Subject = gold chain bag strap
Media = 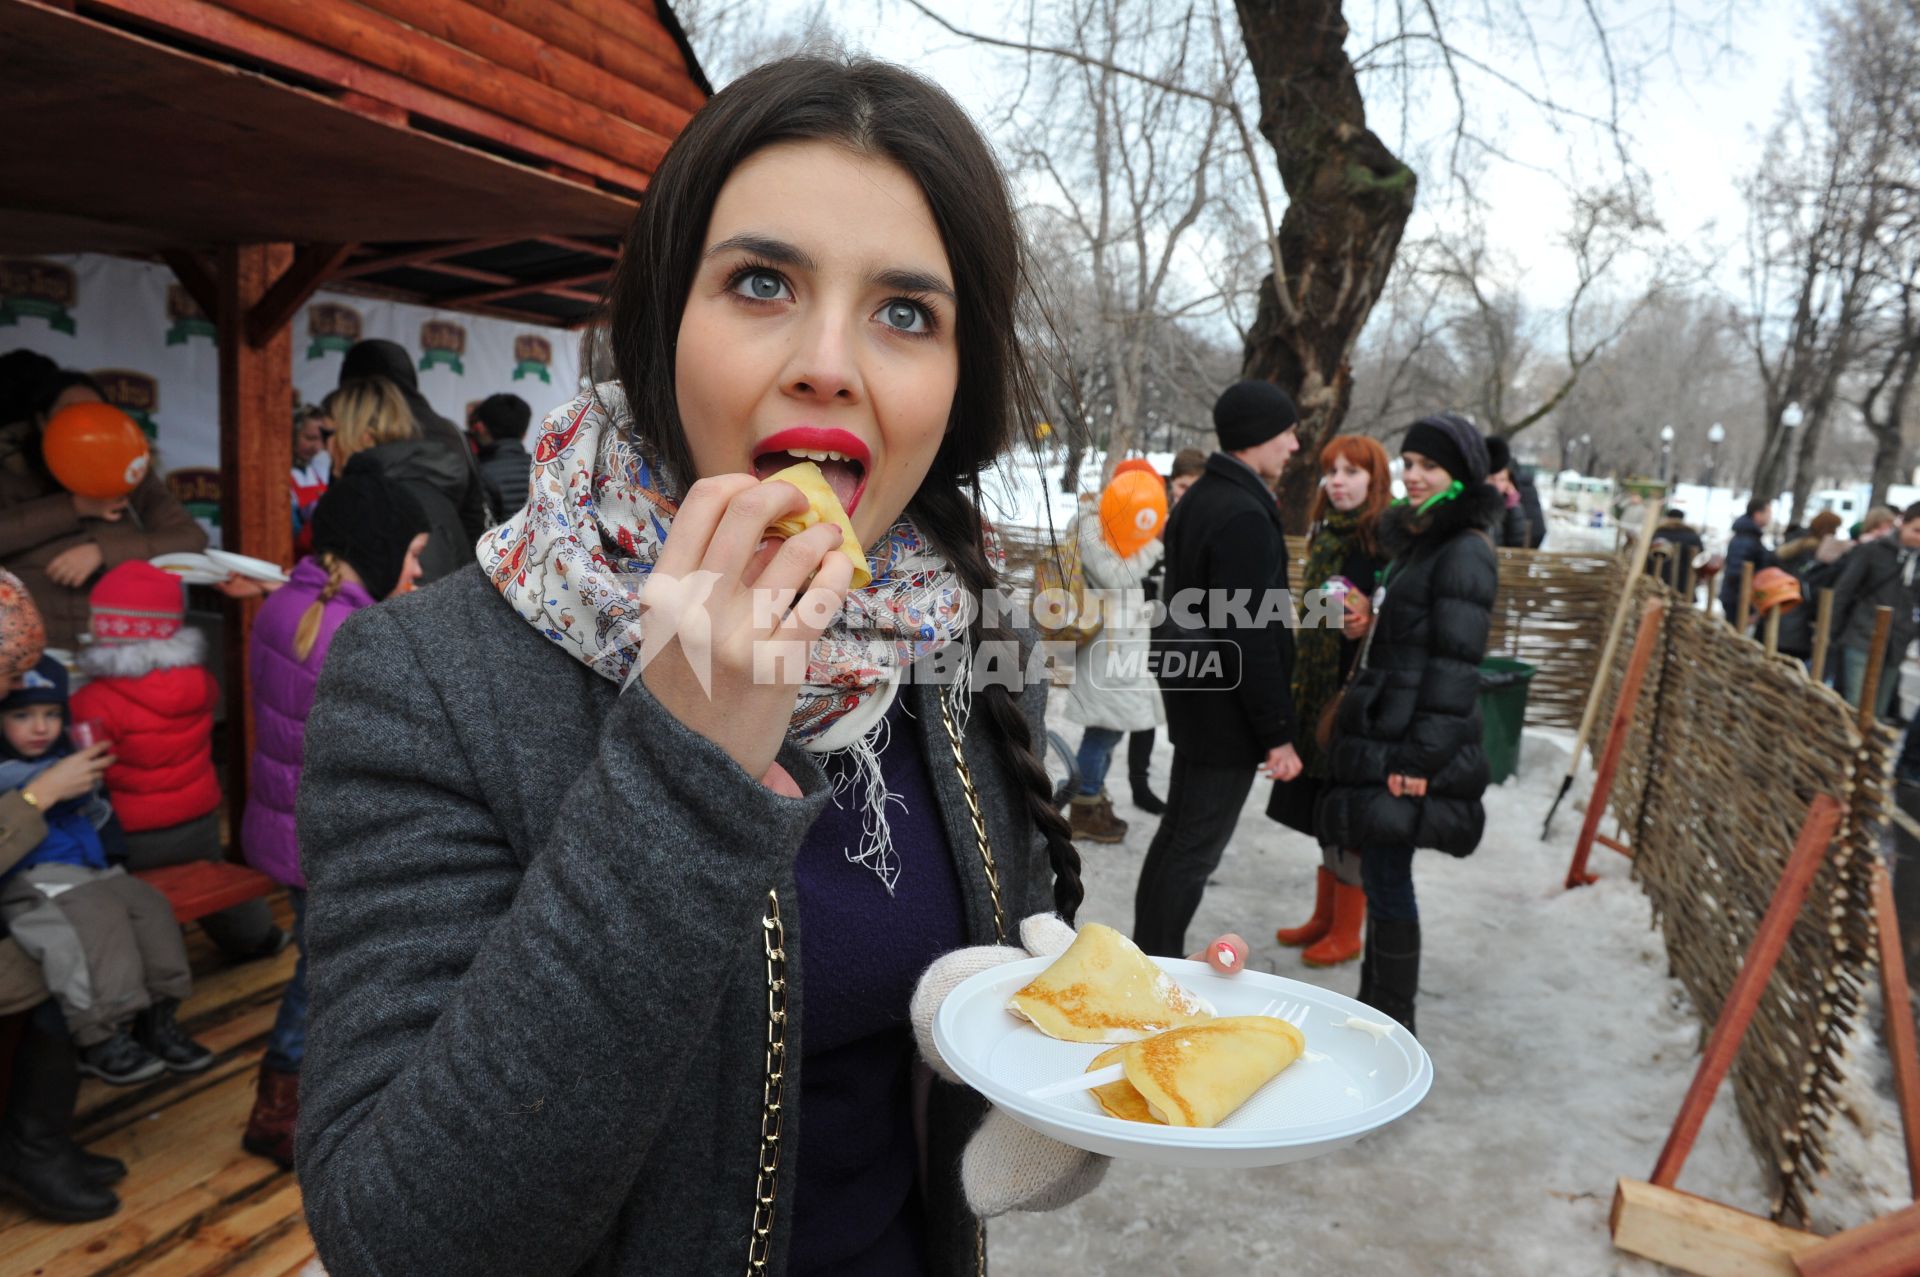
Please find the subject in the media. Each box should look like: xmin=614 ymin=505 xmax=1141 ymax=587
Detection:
xmin=938 ymin=692 xmax=1005 ymax=1275
xmin=745 ymin=890 xmax=788 ymax=1274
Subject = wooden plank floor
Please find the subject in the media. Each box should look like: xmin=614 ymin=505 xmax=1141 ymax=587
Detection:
xmin=0 ymin=894 xmax=321 ymax=1276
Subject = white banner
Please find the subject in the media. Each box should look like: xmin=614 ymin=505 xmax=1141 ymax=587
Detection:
xmin=0 ymin=253 xmax=583 ymax=544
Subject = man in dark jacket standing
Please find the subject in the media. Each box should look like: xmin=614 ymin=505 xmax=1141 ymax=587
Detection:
xmin=1720 ymin=497 xmax=1777 ymax=622
xmin=1831 ymin=502 xmax=1920 ymax=720
xmin=469 ymin=393 xmax=535 ymax=515
xmin=1134 ymin=380 xmax=1301 ymax=957
xmin=1647 ymin=508 xmax=1706 ymax=600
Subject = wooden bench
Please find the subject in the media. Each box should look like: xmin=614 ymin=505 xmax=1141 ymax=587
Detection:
xmin=133 ymin=860 xmax=277 ymax=925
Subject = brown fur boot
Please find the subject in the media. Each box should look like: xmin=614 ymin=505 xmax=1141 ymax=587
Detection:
xmin=1069 ymin=792 xmax=1128 ymax=843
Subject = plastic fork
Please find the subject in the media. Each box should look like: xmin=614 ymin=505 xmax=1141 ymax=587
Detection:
xmin=1025 ymin=1000 xmax=1309 ymax=1101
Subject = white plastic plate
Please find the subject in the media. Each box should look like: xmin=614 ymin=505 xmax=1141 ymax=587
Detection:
xmin=148 ymin=553 xmax=227 ymax=586
xmin=932 ymin=955 xmax=1432 ymax=1168
xmin=205 ymin=549 xmax=290 ymax=583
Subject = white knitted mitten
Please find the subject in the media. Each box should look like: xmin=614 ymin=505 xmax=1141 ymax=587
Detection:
xmin=909 ymin=912 xmax=1109 ymax=1217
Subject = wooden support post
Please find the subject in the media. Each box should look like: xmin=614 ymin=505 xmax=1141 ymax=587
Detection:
xmin=1810 ymin=588 xmax=1835 ymax=684
xmin=1858 ymin=607 xmax=1895 ymax=728
xmin=1872 ymin=858 xmax=1920 ymax=1197
xmin=216 ymin=244 xmax=295 ymax=852
xmin=1737 ymin=560 xmax=1756 ymax=632
xmin=1596 ymin=832 xmax=1634 ymax=857
xmin=1649 ymin=794 xmax=1847 ymax=1187
xmin=1765 ymin=605 xmax=1782 ymax=655
xmin=246 ymin=243 xmax=355 ymax=349
xmin=1566 ymin=597 xmax=1666 ymax=888
xmin=1612 ymin=1179 xmax=1821 ymax=1277
xmin=1792 ymin=1201 xmax=1920 ymax=1277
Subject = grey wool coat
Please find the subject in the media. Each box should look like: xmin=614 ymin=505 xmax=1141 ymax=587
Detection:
xmin=295 ymin=566 xmax=1059 ymax=1277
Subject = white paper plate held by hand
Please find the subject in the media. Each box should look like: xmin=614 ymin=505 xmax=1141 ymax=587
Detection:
xmin=932 ymin=956 xmax=1431 ymax=1168
xmin=206 ymin=549 xmax=290 ymax=584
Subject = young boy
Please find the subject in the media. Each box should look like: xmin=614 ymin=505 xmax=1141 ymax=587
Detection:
xmin=0 ymin=655 xmax=212 ymax=1084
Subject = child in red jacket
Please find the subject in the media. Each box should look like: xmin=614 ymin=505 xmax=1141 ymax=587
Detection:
xmin=70 ymin=562 xmax=284 ymax=960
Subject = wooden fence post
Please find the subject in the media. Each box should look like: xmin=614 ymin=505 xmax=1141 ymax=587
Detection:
xmin=1765 ymin=606 xmax=1782 ymax=655
xmin=1857 ymin=607 xmax=1895 ymax=726
xmin=1872 ymin=857 xmax=1920 ymax=1197
xmin=1649 ymin=794 xmax=1846 ymax=1188
xmin=1737 ymin=560 xmax=1756 ymax=632
xmin=1566 ymin=597 xmax=1667 ymax=888
xmin=1810 ymin=588 xmax=1835 ymax=684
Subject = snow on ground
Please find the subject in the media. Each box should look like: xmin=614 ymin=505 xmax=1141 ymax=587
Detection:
xmin=990 ymin=719 xmax=1909 ymax=1275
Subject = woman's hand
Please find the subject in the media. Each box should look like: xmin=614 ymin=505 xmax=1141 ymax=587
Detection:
xmin=72 ymin=495 xmax=128 ymax=522
xmin=45 ymin=542 xmax=104 ymax=588
xmin=1262 ymin=744 xmax=1303 ymax=782
xmin=214 ymin=575 xmax=283 ymax=600
xmin=637 ymin=475 xmax=854 ymax=781
xmin=1185 ymin=932 xmax=1249 ymax=973
xmin=24 ymin=744 xmax=114 ymax=806
xmin=1387 ymin=774 xmax=1428 ymax=798
xmin=1342 ymin=591 xmax=1373 ymax=641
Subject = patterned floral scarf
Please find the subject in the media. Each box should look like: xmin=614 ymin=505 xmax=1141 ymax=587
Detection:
xmin=479 ymin=386 xmax=990 ymax=891
xmin=1291 ymin=509 xmax=1363 ymax=778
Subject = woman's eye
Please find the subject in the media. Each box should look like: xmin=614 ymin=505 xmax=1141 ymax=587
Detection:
xmin=878 ymin=300 xmax=930 ymax=334
xmin=733 ymin=270 xmax=789 ymax=302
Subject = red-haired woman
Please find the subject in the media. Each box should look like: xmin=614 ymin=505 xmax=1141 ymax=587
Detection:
xmin=1268 ymin=434 xmax=1391 ymax=966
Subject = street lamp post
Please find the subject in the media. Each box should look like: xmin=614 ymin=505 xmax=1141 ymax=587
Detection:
xmin=1580 ymin=433 xmax=1593 ymax=475
xmin=1659 ymin=424 xmax=1675 ymax=487
xmin=1781 ymin=403 xmax=1805 ymax=526
xmin=1705 ymin=422 xmax=1725 ymax=489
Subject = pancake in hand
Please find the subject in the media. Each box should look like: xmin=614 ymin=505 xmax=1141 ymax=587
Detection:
xmin=1006 ymin=922 xmax=1214 ymax=1043
xmin=760 ymin=460 xmax=872 ymax=588
xmin=1093 ymin=1016 xmax=1305 ymax=1128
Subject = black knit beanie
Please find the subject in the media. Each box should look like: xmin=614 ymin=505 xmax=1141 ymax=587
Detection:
xmin=1401 ymin=413 xmax=1489 ymax=486
xmin=1213 ymin=380 xmax=1299 ymax=451
xmin=310 ymin=471 xmax=431 ymax=601
xmin=1485 ymin=436 xmax=1511 ymax=476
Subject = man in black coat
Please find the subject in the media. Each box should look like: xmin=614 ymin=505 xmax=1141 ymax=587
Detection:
xmin=1719 ymin=497 xmax=1777 ymax=622
xmin=1133 ymin=380 xmax=1301 ymax=957
xmin=1647 ymin=508 xmax=1706 ymax=600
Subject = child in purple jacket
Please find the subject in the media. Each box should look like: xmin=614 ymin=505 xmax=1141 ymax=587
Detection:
xmin=238 ymin=472 xmax=427 ymax=1168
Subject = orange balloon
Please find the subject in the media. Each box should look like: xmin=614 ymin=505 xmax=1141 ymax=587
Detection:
xmin=43 ymin=402 xmax=150 ymax=500
xmin=1111 ymin=457 xmax=1162 ymax=482
xmin=1099 ymin=470 xmax=1168 ymax=558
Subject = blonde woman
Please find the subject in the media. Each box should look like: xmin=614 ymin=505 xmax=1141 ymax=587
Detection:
xmin=323 ymin=377 xmax=479 ymax=584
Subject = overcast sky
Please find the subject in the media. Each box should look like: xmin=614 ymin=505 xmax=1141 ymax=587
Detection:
xmin=712 ymin=0 xmax=1822 ymax=310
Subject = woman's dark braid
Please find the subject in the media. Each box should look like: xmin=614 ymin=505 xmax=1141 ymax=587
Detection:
xmin=913 ymin=483 xmax=1085 ymax=924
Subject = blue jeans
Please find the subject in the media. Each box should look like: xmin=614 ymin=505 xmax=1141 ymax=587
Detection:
xmin=1842 ymin=646 xmax=1899 ymax=722
xmin=1074 ymin=727 xmax=1125 ymax=797
xmin=264 ymin=888 xmax=307 ymax=1073
xmin=1361 ymin=845 xmax=1418 ymax=921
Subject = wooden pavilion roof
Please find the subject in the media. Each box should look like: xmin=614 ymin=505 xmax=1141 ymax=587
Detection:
xmin=0 ymin=0 xmax=710 ymax=324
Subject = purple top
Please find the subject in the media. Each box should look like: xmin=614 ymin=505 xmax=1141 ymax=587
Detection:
xmin=241 ymin=556 xmax=376 ymax=888
xmin=789 ymin=695 xmax=967 ymax=1276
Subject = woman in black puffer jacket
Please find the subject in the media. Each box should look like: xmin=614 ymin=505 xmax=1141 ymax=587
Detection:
xmin=1318 ymin=413 xmax=1501 ymax=1037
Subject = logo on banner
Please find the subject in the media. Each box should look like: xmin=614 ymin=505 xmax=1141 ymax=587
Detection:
xmin=419 ymin=320 xmax=467 ymax=375
xmin=512 ymin=334 xmax=553 ymax=384
xmin=93 ymin=369 xmax=160 ymax=441
xmin=0 ymin=259 xmax=79 ymax=336
xmin=165 ymin=284 xmax=216 ymax=347
xmin=306 ymin=303 xmax=362 ymax=360
xmin=167 ymin=468 xmax=221 ymax=529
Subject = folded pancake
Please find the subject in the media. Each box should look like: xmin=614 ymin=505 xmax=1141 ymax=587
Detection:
xmin=1086 ymin=1045 xmax=1157 ymax=1123
xmin=1111 ymin=1016 xmax=1306 ymax=1128
xmin=1007 ymin=922 xmax=1214 ymax=1043
xmin=760 ymin=460 xmax=872 ymax=588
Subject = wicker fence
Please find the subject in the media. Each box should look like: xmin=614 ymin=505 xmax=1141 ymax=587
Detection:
xmin=1595 ymin=577 xmax=1888 ymax=1225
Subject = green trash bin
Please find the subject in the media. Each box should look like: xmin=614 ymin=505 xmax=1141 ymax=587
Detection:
xmin=1478 ymin=657 xmax=1535 ymax=784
